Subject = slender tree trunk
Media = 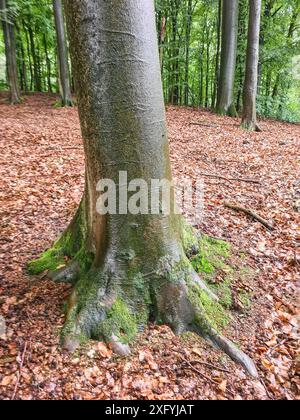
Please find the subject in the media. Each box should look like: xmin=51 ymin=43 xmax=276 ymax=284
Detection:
xmin=0 ymin=0 xmax=21 ymax=104
xmin=28 ymin=0 xmax=257 ymax=378
xmin=53 ymin=0 xmax=73 ymax=106
xmin=199 ymin=47 xmax=203 ymax=107
xmin=23 ymin=22 xmax=33 ymax=91
xmin=43 ymin=34 xmax=52 ymax=93
xmin=184 ymin=0 xmax=193 ymax=106
xmin=16 ymin=24 xmax=27 ymax=92
xmin=241 ymin=0 xmax=262 ymax=131
xmin=28 ymin=24 xmax=42 ymax=91
xmin=159 ymin=15 xmax=166 ymax=71
xmin=205 ymin=21 xmax=210 ymax=108
xmin=216 ymin=0 xmax=239 ymax=116
xmin=212 ymin=0 xmax=222 ymax=109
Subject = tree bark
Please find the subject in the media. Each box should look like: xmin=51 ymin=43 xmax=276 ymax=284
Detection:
xmin=27 ymin=24 xmax=42 ymax=92
xmin=216 ymin=0 xmax=239 ymax=116
xmin=0 ymin=0 xmax=21 ymax=104
xmin=211 ymin=0 xmax=222 ymax=109
xmin=184 ymin=0 xmax=193 ymax=106
xmin=53 ymin=0 xmax=73 ymax=106
xmin=241 ymin=0 xmax=262 ymax=131
xmin=23 ymin=22 xmax=33 ymax=91
xmin=29 ymin=0 xmax=257 ymax=378
xmin=43 ymin=33 xmax=52 ymax=93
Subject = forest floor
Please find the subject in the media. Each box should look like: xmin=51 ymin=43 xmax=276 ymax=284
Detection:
xmin=0 ymin=93 xmax=299 ymax=400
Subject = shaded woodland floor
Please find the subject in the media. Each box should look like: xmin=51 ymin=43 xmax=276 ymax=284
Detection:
xmin=0 ymin=93 xmax=299 ymax=400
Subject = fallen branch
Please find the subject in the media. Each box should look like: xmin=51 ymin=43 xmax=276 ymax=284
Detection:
xmin=189 ymin=121 xmax=218 ymax=128
xmin=199 ymin=172 xmax=261 ymax=185
xmin=224 ymin=201 xmax=274 ymax=231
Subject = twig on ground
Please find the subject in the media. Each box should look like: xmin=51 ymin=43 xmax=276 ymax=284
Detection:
xmin=11 ymin=341 xmax=28 ymax=400
xmin=199 ymin=172 xmax=261 ymax=185
xmin=266 ymin=339 xmax=288 ymax=357
xmin=180 ymin=356 xmax=235 ymax=397
xmin=189 ymin=121 xmax=218 ymax=128
xmin=189 ymin=359 xmax=231 ymax=374
xmin=224 ymin=201 xmax=274 ymax=231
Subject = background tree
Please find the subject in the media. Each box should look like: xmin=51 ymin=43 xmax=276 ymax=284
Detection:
xmin=0 ymin=0 xmax=20 ymax=103
xmin=216 ymin=0 xmax=239 ymax=116
xmin=52 ymin=0 xmax=72 ymax=106
xmin=241 ymin=0 xmax=262 ymax=131
xmin=0 ymin=0 xmax=299 ymax=121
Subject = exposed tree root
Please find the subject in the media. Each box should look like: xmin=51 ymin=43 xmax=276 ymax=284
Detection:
xmin=29 ymin=220 xmax=258 ymax=378
xmin=59 ymin=258 xmax=258 ymax=378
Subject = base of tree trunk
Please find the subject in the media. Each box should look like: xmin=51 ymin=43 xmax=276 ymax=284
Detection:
xmin=28 ymin=217 xmax=258 ymax=378
xmin=216 ymin=103 xmax=238 ymax=118
xmin=241 ymin=119 xmax=262 ymax=132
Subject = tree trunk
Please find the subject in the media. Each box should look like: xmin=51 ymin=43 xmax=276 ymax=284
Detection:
xmin=216 ymin=0 xmax=239 ymax=116
xmin=53 ymin=0 xmax=73 ymax=106
xmin=28 ymin=24 xmax=42 ymax=92
xmin=159 ymin=15 xmax=166 ymax=71
xmin=0 ymin=0 xmax=21 ymax=104
xmin=211 ymin=0 xmax=222 ymax=109
xmin=28 ymin=0 xmax=257 ymax=378
xmin=43 ymin=34 xmax=52 ymax=93
xmin=23 ymin=22 xmax=33 ymax=91
xmin=241 ymin=0 xmax=262 ymax=131
xmin=184 ymin=0 xmax=193 ymax=106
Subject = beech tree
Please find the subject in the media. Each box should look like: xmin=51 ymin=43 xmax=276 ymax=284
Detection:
xmin=241 ymin=0 xmax=262 ymax=131
xmin=216 ymin=0 xmax=239 ymax=116
xmin=0 ymin=0 xmax=21 ymax=103
xmin=28 ymin=0 xmax=257 ymax=377
xmin=52 ymin=0 xmax=72 ymax=106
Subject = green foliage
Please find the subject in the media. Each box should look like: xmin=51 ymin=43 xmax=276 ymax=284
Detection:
xmin=0 ymin=0 xmax=299 ymax=121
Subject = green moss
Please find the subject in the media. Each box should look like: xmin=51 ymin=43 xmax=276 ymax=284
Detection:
xmin=27 ymin=247 xmax=67 ymax=275
xmin=100 ymin=299 xmax=139 ymax=344
xmin=188 ymin=283 xmax=230 ymax=331
xmin=27 ymin=229 xmax=93 ymax=276
xmin=238 ymin=291 xmax=252 ymax=309
xmin=182 ymin=222 xmax=199 ymax=254
xmin=191 ymin=235 xmax=230 ymax=275
xmin=212 ymin=278 xmax=233 ymax=309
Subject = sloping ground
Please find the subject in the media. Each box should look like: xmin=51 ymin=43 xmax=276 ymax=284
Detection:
xmin=0 ymin=93 xmax=299 ymax=400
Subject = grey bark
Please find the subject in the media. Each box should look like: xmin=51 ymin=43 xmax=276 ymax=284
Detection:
xmin=216 ymin=0 xmax=239 ymax=116
xmin=0 ymin=0 xmax=21 ymax=103
xmin=242 ymin=0 xmax=262 ymax=131
xmin=28 ymin=24 xmax=41 ymax=92
xmin=53 ymin=0 xmax=72 ymax=106
xmin=212 ymin=0 xmax=222 ymax=109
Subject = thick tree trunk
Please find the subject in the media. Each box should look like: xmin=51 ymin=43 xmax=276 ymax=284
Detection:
xmin=29 ymin=0 xmax=257 ymax=377
xmin=0 ymin=0 xmax=21 ymax=104
xmin=241 ymin=0 xmax=262 ymax=131
xmin=53 ymin=0 xmax=73 ymax=106
xmin=216 ymin=0 xmax=239 ymax=116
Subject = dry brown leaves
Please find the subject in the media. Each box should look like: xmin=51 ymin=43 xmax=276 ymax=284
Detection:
xmin=0 ymin=94 xmax=299 ymax=400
